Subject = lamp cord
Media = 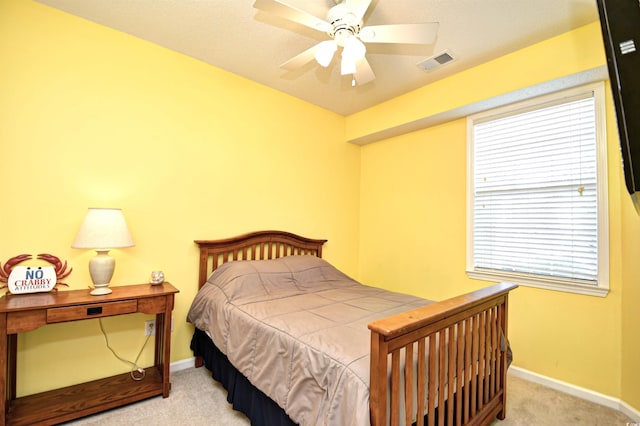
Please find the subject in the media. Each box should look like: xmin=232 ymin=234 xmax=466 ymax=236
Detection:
xmin=98 ymin=318 xmax=151 ymax=381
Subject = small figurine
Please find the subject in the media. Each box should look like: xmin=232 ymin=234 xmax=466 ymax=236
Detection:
xmin=150 ymin=271 xmax=165 ymax=285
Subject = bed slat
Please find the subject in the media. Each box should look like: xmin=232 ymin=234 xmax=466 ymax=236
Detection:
xmin=404 ymin=344 xmax=414 ymax=426
xmin=456 ymin=321 xmax=464 ymax=426
xmin=464 ymin=316 xmax=472 ymax=423
xmin=391 ymin=350 xmax=401 ymax=426
xmin=438 ymin=332 xmax=446 ymax=426
xmin=427 ymin=336 xmax=436 ymax=426
xmin=417 ymin=339 xmax=427 ymax=426
xmin=447 ymin=325 xmax=456 ymax=426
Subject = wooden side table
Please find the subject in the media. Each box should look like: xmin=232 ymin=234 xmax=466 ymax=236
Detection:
xmin=0 ymin=283 xmax=179 ymax=426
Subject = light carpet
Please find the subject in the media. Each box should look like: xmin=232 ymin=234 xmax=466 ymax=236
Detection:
xmin=64 ymin=367 xmax=634 ymax=425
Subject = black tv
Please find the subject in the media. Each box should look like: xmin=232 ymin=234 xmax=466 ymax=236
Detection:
xmin=596 ymin=0 xmax=640 ymax=212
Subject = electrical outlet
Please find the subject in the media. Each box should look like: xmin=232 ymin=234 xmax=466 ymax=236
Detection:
xmin=145 ymin=319 xmax=156 ymax=336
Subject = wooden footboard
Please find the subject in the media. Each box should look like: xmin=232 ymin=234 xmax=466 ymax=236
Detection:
xmin=368 ymin=282 xmax=517 ymax=426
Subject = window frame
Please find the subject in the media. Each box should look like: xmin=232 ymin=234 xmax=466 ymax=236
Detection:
xmin=466 ymin=82 xmax=609 ymax=297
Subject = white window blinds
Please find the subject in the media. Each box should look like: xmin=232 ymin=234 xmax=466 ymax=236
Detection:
xmin=469 ymin=87 xmax=607 ymax=292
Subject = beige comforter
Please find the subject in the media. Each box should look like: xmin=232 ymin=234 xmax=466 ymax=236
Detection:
xmin=187 ymin=255 xmax=433 ymax=426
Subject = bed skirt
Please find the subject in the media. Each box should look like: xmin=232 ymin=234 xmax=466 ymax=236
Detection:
xmin=190 ymin=328 xmax=297 ymax=426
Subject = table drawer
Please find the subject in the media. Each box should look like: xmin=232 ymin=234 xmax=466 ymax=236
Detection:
xmin=47 ymin=300 xmax=138 ymax=323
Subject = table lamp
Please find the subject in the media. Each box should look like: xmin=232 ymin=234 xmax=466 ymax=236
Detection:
xmin=72 ymin=208 xmax=135 ymax=295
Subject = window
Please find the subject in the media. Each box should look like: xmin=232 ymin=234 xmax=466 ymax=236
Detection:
xmin=466 ymin=82 xmax=608 ymax=296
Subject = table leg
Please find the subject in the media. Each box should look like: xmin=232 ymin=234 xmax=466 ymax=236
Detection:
xmin=154 ymin=313 xmax=164 ymax=370
xmin=154 ymin=311 xmax=171 ymax=398
xmin=0 ymin=314 xmax=6 ymax=426
xmin=0 ymin=319 xmax=16 ymax=426
xmin=161 ymin=296 xmax=173 ymax=397
xmin=6 ymin=335 xmax=16 ymax=402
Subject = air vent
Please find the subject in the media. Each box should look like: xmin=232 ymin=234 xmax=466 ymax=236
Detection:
xmin=417 ymin=50 xmax=456 ymax=72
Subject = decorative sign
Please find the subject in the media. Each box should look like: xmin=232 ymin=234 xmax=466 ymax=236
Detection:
xmin=8 ymin=266 xmax=57 ymax=294
xmin=0 ymin=254 xmax=71 ymax=294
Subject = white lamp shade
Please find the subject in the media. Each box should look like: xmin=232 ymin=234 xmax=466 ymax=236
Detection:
xmin=72 ymin=208 xmax=135 ymax=249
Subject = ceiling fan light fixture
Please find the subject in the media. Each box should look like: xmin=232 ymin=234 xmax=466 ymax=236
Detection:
xmin=340 ymin=56 xmax=357 ymax=75
xmin=342 ymin=35 xmax=366 ymax=62
xmin=315 ymin=40 xmax=338 ymax=67
xmin=254 ymin=0 xmax=439 ymax=87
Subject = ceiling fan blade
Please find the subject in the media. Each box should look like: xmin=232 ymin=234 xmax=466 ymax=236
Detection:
xmin=280 ymin=43 xmax=323 ymax=71
xmin=254 ymin=0 xmax=332 ymax=33
xmin=345 ymin=0 xmax=372 ymax=24
xmin=358 ymin=23 xmax=439 ymax=44
xmin=354 ymin=57 xmax=375 ymax=85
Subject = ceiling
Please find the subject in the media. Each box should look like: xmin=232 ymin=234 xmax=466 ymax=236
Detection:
xmin=36 ymin=0 xmax=600 ymax=116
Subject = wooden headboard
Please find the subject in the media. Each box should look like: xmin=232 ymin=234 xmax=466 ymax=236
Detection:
xmin=195 ymin=230 xmax=328 ymax=289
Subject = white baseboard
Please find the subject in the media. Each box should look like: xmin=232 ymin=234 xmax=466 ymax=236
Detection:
xmin=170 ymin=357 xmax=196 ymax=373
xmin=620 ymin=400 xmax=640 ymax=424
xmin=509 ymin=366 xmax=640 ymax=422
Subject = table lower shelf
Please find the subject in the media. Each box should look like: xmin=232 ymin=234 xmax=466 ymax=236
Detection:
xmin=7 ymin=367 xmax=167 ymax=426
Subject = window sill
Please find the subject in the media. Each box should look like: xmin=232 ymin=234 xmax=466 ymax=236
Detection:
xmin=466 ymin=270 xmax=609 ymax=297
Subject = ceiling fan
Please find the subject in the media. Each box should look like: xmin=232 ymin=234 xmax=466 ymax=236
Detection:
xmin=254 ymin=0 xmax=439 ymax=86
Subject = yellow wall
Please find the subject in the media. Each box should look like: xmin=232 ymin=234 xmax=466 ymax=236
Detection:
xmin=2 ymin=0 xmax=639 ymax=414
xmin=621 ymin=179 xmax=640 ymax=408
xmin=0 ymin=0 xmax=359 ymax=396
xmin=347 ymin=23 xmax=605 ymax=143
xmin=356 ymin=21 xmax=636 ymax=406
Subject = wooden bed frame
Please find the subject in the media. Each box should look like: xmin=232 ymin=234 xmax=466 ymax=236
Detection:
xmin=194 ymin=231 xmax=517 ymax=426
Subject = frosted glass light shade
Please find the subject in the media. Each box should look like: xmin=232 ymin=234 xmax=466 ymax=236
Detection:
xmin=315 ymin=40 xmax=337 ymax=67
xmin=341 ymin=56 xmax=357 ymax=75
xmin=72 ymin=208 xmax=134 ymax=295
xmin=340 ymin=36 xmax=365 ymax=76
xmin=342 ymin=36 xmax=366 ymax=62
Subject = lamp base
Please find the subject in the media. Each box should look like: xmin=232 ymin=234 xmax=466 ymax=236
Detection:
xmin=88 ymin=250 xmax=115 ymax=296
xmin=90 ymin=284 xmax=113 ymax=296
